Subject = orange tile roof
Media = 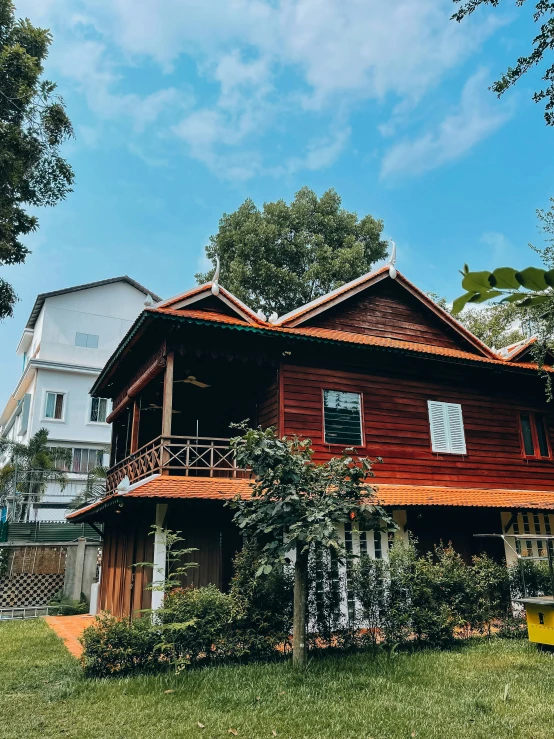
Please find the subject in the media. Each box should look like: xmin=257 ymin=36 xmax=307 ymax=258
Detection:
xmin=147 ymin=306 xmax=552 ymax=372
xmin=151 ymin=307 xmax=251 ymax=326
xmin=155 ymin=283 xmax=266 ymax=325
xmin=376 ymin=484 xmax=554 ymax=510
xmin=67 ymin=477 xmax=554 ymax=521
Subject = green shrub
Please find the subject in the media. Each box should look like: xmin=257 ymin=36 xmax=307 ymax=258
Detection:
xmin=159 ymin=585 xmax=234 ymax=664
xmin=352 ymin=540 xmax=514 ymax=648
xmin=229 ymin=541 xmax=293 ymax=657
xmin=48 ymin=591 xmax=89 ymax=616
xmin=80 ymin=613 xmax=161 ymax=677
xmin=508 ymin=558 xmax=553 ymax=599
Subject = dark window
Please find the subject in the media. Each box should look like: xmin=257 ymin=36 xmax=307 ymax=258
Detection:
xmin=536 ymin=416 xmax=550 ymax=457
xmin=519 ymin=412 xmax=552 ymax=459
xmin=323 ymin=390 xmax=362 ymax=446
xmin=520 ymin=413 xmax=535 ymax=455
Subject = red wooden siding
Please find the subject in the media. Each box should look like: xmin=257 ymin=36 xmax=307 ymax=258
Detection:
xmin=258 ymin=377 xmax=279 ymax=429
xmin=99 ymin=511 xmax=153 ymax=617
xmin=304 ymin=280 xmax=479 ymax=353
xmin=281 ymin=363 xmax=554 ymax=491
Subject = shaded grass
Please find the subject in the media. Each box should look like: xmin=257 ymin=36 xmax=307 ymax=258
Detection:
xmin=1 ymin=619 xmax=554 ymax=738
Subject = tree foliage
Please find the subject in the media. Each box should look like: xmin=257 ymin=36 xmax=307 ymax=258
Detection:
xmin=0 ymin=0 xmax=74 ymax=319
xmin=430 ymin=292 xmax=525 ymax=348
xmin=452 ymin=1 xmax=554 ymax=124
xmin=0 ymin=428 xmax=71 ymax=521
xmin=227 ymin=423 xmax=392 ymax=667
xmin=196 ymin=187 xmax=388 ymax=317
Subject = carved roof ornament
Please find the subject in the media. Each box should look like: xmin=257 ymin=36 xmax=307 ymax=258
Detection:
xmin=211 ymin=256 xmax=221 ymax=296
xmin=387 ymin=240 xmax=397 ymax=279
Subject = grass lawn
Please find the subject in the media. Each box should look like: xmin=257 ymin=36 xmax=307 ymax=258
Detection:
xmin=1 ymin=620 xmax=554 ymax=739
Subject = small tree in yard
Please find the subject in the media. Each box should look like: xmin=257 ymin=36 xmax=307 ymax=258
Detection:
xmin=228 ymin=424 xmax=392 ymax=669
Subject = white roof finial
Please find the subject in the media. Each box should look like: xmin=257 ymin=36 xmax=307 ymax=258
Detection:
xmin=211 ymin=255 xmax=221 ymax=296
xmin=387 ymin=240 xmax=397 ymax=279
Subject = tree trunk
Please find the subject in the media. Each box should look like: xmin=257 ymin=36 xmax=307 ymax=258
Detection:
xmin=293 ymin=541 xmax=309 ymax=669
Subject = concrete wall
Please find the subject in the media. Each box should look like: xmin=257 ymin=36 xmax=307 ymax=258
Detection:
xmin=63 ymin=538 xmax=100 ymax=601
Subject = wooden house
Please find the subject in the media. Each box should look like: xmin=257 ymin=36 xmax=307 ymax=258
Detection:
xmin=68 ymin=265 xmax=554 ymax=617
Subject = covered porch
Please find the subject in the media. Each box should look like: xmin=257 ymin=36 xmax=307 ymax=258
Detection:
xmin=106 ymin=342 xmax=278 ymax=493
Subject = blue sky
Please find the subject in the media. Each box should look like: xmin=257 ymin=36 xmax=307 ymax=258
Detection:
xmin=1 ymin=0 xmax=553 ymax=399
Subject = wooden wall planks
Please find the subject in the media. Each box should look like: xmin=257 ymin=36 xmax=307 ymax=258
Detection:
xmin=281 ymin=362 xmax=554 ymax=491
xmin=305 ymin=280 xmax=479 ymax=353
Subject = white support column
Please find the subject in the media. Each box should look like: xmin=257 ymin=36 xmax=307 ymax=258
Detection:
xmin=151 ymin=503 xmax=168 ymax=613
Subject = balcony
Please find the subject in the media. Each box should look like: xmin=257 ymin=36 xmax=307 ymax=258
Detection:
xmin=106 ymin=435 xmax=248 ymax=493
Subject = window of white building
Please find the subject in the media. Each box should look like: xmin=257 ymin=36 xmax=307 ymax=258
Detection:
xmin=71 ymin=448 xmax=104 ymax=474
xmin=44 ymin=392 xmax=65 ymax=420
xmin=90 ymin=397 xmax=109 ymax=423
xmin=75 ymin=332 xmax=99 ymax=349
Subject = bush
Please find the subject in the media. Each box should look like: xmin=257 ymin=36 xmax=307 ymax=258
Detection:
xmin=159 ymin=585 xmax=234 ymax=664
xmin=48 ymin=591 xmax=89 ymax=616
xmin=352 ymin=540 xmax=515 ymax=649
xmin=508 ymin=558 xmax=553 ymax=599
xmin=80 ymin=614 xmax=161 ymax=677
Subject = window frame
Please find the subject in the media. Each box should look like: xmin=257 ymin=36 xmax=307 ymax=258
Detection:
xmin=43 ymin=390 xmax=66 ymax=422
xmin=321 ymin=388 xmax=365 ymax=448
xmin=518 ymin=411 xmax=553 ymax=460
xmin=88 ymin=396 xmax=110 ymax=425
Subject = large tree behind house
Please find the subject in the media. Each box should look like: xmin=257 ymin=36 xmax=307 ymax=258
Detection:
xmin=196 ymin=187 xmax=388 ymax=317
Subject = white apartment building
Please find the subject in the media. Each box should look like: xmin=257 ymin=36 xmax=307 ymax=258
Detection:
xmin=0 ymin=277 xmax=161 ymax=522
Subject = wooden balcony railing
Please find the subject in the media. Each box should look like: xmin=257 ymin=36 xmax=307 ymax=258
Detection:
xmin=106 ymin=436 xmax=248 ymax=493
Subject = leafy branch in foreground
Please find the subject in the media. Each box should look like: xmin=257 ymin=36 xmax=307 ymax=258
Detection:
xmin=452 ymin=1 xmax=554 ymax=125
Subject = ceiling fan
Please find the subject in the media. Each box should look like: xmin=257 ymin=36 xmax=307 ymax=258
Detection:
xmin=145 ymin=403 xmax=181 ymax=413
xmin=174 ymin=374 xmax=211 ymax=389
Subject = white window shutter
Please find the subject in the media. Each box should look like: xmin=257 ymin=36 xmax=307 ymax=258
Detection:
xmin=445 ymin=403 xmax=466 ymax=454
xmin=427 ymin=401 xmax=449 ymax=453
xmin=427 ymin=401 xmax=466 ymax=454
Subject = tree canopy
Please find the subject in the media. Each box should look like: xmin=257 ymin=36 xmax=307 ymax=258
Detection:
xmin=430 ymin=292 xmax=525 ymax=348
xmin=0 ymin=0 xmax=74 ymax=319
xmin=452 ymin=1 xmax=554 ymax=124
xmin=196 ymin=187 xmax=388 ymax=317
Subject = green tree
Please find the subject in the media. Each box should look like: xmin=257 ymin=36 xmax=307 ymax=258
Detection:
xmin=429 ymin=292 xmax=525 ymax=348
xmin=0 ymin=0 xmax=74 ymax=319
xmin=0 ymin=428 xmax=71 ymax=521
xmin=196 ymin=187 xmax=388 ymax=317
xmin=227 ymin=423 xmax=391 ymax=668
xmin=452 ymin=1 xmax=554 ymax=124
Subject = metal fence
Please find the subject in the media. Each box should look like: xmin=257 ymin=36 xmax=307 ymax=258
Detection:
xmin=0 ymin=605 xmax=57 ymax=620
xmin=0 ymin=521 xmax=101 ymax=543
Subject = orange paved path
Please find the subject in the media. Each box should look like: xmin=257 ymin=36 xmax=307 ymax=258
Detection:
xmin=44 ymin=615 xmax=96 ymax=658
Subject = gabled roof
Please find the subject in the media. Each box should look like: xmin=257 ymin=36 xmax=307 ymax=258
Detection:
xmin=496 ymin=337 xmax=536 ymax=362
xmin=274 ymin=266 xmax=497 ymax=359
xmin=154 ymin=282 xmax=267 ymax=325
xmin=67 ymin=477 xmax=554 ymax=522
xmin=26 ymin=276 xmax=162 ymax=328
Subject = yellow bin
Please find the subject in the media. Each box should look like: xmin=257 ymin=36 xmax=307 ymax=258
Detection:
xmin=517 ymin=597 xmax=554 ymax=646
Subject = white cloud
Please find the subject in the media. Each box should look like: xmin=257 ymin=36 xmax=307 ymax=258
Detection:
xmin=274 ymin=128 xmax=351 ymax=176
xmin=480 ymin=231 xmax=519 ymax=263
xmin=380 ymin=69 xmax=513 ymax=181
xmin=15 ymin=0 xmax=507 ymax=178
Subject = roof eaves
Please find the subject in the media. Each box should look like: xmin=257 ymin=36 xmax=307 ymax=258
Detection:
xmin=143 ymin=310 xmax=552 ymax=373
